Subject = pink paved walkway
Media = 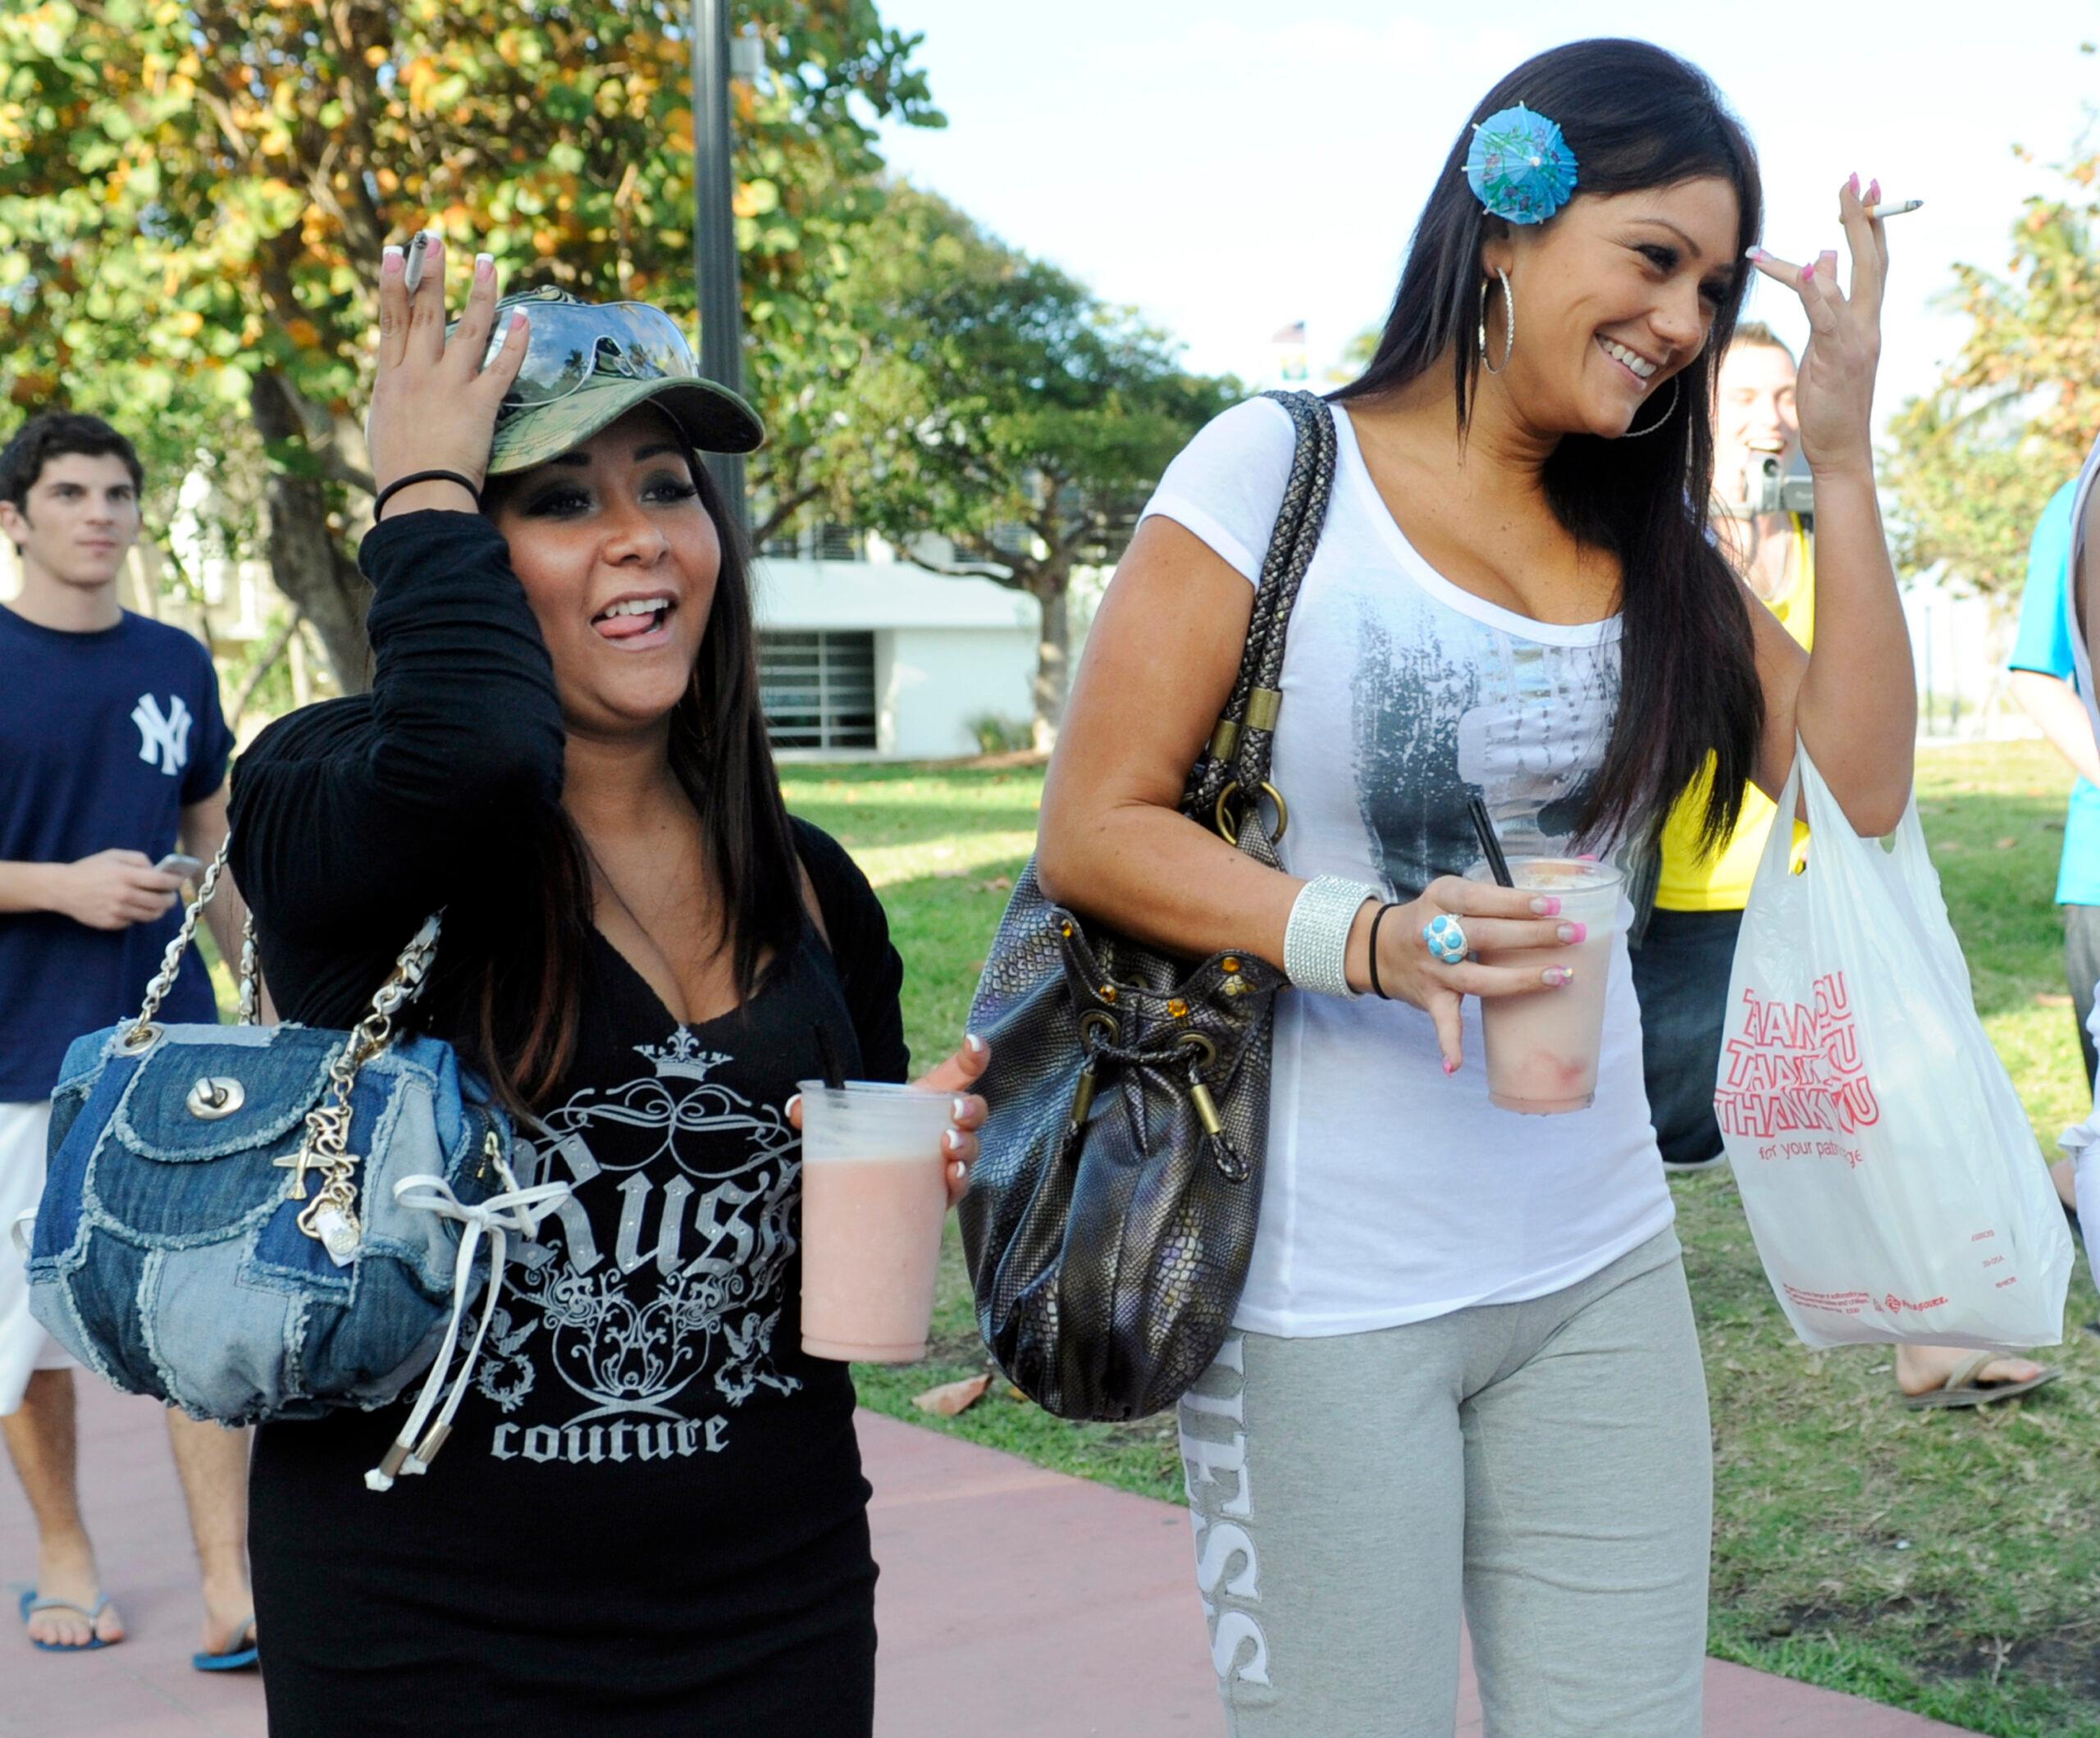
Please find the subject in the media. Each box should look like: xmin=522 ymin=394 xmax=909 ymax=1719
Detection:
xmin=2 ymin=1380 xmax=1970 ymax=1736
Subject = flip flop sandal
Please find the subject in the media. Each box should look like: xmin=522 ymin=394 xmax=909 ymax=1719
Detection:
xmin=193 ymin=1615 xmax=258 ymax=1672
xmin=18 ymin=1587 xmax=119 ymax=1652
xmin=1901 ymin=1351 xmax=2063 ymax=1410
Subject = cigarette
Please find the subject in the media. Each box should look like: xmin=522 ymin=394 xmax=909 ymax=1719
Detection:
xmin=1864 ymin=198 xmax=1923 ymax=219
xmin=403 ymin=230 xmax=433 ymax=293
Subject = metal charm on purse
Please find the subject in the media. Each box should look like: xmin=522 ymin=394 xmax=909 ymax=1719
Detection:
xmin=958 ymin=390 xmax=1337 ymax=1421
xmin=16 ymin=840 xmax=569 ymax=1489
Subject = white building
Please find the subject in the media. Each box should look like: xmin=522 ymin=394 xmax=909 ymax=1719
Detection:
xmin=752 ymin=524 xmax=1040 ymax=760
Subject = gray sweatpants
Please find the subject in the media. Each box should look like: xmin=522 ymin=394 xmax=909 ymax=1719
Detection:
xmin=1178 ymin=1228 xmax=1710 ymax=1737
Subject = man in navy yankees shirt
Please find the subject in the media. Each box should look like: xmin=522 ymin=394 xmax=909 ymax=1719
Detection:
xmin=0 ymin=411 xmax=256 ymax=1663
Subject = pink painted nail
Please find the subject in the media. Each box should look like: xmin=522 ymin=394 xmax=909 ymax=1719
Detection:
xmin=381 ymin=244 xmax=403 ymax=276
xmin=1847 ymin=172 xmax=1860 ymax=196
xmin=1442 ymin=1058 xmax=1459 ymax=1076
xmin=1559 ymin=922 xmax=1587 ymax=945
xmin=1545 ymin=967 xmax=1576 ymax=988
xmin=1867 ymin=178 xmax=1881 ymax=203
xmin=1531 ymin=896 xmax=1562 ymax=917
xmin=1577 ymin=853 xmax=1600 ymax=864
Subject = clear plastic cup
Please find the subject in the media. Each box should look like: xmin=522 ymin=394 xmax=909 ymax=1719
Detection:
xmin=797 ymin=1081 xmax=956 ymax=1362
xmin=1463 ymin=858 xmax=1622 ymax=1115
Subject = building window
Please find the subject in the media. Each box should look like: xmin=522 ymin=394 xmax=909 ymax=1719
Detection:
xmin=760 ymin=630 xmax=877 ymax=750
xmin=815 ymin=522 xmax=865 ymax=563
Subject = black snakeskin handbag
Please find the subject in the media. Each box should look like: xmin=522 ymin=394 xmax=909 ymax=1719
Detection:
xmin=959 ymin=390 xmax=1337 ymax=1421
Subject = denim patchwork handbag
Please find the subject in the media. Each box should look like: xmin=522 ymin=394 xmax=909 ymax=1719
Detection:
xmin=16 ymin=842 xmax=569 ymax=1490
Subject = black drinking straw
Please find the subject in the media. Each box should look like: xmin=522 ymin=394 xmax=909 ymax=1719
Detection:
xmin=1468 ymin=795 xmax=1514 ymax=888
xmin=813 ymin=1024 xmax=847 ymax=1091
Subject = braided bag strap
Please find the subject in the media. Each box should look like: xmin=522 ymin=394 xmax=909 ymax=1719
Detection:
xmin=1180 ymin=390 xmax=1339 ymax=833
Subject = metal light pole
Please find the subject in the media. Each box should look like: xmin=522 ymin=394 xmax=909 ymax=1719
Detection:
xmin=691 ymin=0 xmax=747 ymax=536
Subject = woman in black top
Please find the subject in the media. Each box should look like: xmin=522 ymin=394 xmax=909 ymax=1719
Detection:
xmin=229 ymin=245 xmax=988 ymax=1735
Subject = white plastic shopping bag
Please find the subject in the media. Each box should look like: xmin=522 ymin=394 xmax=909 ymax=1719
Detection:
xmin=1716 ymin=742 xmax=2073 ymax=1350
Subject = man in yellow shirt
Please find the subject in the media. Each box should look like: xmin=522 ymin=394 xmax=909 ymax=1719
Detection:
xmin=1633 ymin=323 xmax=1810 ymax=1174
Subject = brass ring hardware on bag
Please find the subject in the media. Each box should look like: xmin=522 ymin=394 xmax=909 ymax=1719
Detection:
xmin=1068 ymin=1010 xmax=1125 ymax=1136
xmin=1175 ymin=1031 xmax=1247 ymax=1180
xmin=1214 ymin=780 xmax=1289 ymax=848
xmin=185 ymin=1077 xmax=245 ymax=1120
xmin=117 ymin=1021 xmax=162 ymax=1056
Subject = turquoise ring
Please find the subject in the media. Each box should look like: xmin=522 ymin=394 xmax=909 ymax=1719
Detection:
xmin=1422 ymin=914 xmax=1469 ymax=966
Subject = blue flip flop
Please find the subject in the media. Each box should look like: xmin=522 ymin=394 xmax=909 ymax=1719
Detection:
xmin=192 ymin=1615 xmax=258 ymax=1672
xmin=18 ymin=1586 xmax=118 ymax=1652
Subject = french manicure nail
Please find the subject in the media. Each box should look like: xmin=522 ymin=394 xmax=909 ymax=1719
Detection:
xmin=966 ymin=1032 xmax=987 ymax=1056
xmin=474 ymin=252 xmax=494 ymax=280
xmin=1545 ymin=967 xmax=1576 ymax=987
xmin=943 ymin=1129 xmax=963 ymax=1156
xmin=511 ymin=311 xmax=530 ymax=332
xmin=1558 ymin=922 xmax=1587 ymax=945
xmin=1744 ymin=246 xmax=1768 ymax=261
xmin=1530 ymin=895 xmax=1562 ymax=916
xmin=783 ymin=1093 xmax=801 ymax=1120
xmin=381 ymin=244 xmax=403 ymax=274
xmin=952 ymin=1097 xmax=970 ymax=1123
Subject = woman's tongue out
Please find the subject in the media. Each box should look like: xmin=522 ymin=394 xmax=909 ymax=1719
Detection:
xmin=594 ymin=600 xmax=667 ymax=642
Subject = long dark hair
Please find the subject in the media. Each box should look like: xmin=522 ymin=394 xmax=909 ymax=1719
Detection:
xmin=472 ymin=444 xmax=801 ymax=1111
xmin=1335 ymin=39 xmax=1765 ymax=849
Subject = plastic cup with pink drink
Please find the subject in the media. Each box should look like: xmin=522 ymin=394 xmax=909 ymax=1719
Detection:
xmin=797 ymin=1081 xmax=956 ymax=1362
xmin=1463 ymin=858 xmax=1622 ymax=1115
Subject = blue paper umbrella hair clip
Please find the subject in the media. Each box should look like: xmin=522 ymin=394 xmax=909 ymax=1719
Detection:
xmin=1466 ymin=103 xmax=1578 ymax=226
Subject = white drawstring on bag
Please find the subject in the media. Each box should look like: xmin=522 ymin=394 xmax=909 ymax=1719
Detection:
xmin=365 ymin=1170 xmax=572 ymax=1492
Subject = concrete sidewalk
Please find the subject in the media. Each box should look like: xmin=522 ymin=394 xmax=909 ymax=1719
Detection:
xmin=3 ymin=1380 xmax=1970 ymax=1736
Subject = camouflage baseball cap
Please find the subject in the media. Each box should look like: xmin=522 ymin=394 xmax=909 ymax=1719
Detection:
xmin=470 ymin=288 xmax=765 ymax=476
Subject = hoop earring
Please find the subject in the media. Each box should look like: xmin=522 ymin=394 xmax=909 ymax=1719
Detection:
xmin=1477 ymin=268 xmax=1514 ymax=376
xmin=1620 ymin=374 xmax=1680 ymax=440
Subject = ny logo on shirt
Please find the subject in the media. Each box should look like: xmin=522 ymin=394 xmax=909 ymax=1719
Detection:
xmin=131 ymin=694 xmax=193 ymax=778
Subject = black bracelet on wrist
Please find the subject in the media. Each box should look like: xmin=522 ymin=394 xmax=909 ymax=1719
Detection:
xmin=372 ymin=469 xmax=482 ymax=522
xmin=1367 ymin=901 xmax=1397 ymax=1001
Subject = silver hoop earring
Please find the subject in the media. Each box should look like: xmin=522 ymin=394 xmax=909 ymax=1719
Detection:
xmin=1620 ymin=375 xmax=1680 ymax=440
xmin=1477 ymin=268 xmax=1514 ymax=376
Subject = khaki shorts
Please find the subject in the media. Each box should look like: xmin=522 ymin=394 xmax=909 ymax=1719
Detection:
xmin=1 ymin=1101 xmax=74 ymax=1415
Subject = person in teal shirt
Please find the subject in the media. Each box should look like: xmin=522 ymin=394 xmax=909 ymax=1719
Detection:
xmin=2006 ymin=476 xmax=2097 ymax=1237
xmin=2008 ymin=479 xmax=2100 ymax=1086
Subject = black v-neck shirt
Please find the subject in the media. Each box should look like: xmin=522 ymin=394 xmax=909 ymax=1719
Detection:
xmin=228 ymin=511 xmax=909 ymax=1736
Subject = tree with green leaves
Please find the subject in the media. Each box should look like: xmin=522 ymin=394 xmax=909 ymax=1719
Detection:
xmin=850 ymin=187 xmax=1239 ymax=746
xmin=0 ymin=0 xmax=939 ymax=687
xmin=1884 ymin=139 xmax=2100 ymax=602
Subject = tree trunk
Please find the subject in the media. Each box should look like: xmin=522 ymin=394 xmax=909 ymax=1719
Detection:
xmin=249 ymin=370 xmax=373 ymax=692
xmin=1029 ymin=573 xmax=1071 ymax=752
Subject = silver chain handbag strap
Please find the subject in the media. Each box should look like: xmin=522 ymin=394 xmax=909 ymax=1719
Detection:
xmin=116 ymin=829 xmax=445 ymax=1264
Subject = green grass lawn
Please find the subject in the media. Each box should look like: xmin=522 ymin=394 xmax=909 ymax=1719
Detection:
xmin=785 ymin=741 xmax=2100 ymax=1738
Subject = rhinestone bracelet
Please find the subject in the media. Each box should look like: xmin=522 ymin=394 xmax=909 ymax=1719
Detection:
xmin=1284 ymin=875 xmax=1377 ymax=999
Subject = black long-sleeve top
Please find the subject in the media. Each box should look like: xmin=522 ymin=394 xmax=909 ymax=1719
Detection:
xmin=229 ymin=510 xmax=906 ymax=1738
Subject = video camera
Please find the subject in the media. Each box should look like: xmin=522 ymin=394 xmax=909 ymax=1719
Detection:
xmin=1714 ymin=451 xmax=1814 ymax=524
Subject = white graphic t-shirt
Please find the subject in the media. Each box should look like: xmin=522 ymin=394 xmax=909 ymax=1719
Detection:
xmin=1141 ymin=398 xmax=1673 ymax=1335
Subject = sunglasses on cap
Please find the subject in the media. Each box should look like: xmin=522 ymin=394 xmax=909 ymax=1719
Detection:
xmin=450 ymin=287 xmax=702 ymax=409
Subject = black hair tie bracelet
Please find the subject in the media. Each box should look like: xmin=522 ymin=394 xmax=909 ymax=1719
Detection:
xmin=373 ymin=469 xmax=482 ymax=522
xmin=1367 ymin=901 xmax=1399 ymax=1001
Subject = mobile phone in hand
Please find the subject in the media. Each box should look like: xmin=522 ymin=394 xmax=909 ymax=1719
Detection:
xmin=154 ymin=852 xmax=204 ymax=880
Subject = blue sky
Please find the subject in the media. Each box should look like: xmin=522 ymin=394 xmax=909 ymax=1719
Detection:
xmin=874 ymin=1 xmax=2098 ymax=427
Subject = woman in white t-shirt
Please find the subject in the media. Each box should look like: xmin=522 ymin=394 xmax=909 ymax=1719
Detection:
xmin=1035 ymin=39 xmax=1912 ymax=1737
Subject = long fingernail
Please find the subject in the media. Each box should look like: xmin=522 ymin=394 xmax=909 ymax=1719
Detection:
xmin=474 ymin=252 xmax=494 ymax=283
xmin=1530 ymin=895 xmax=1561 ymax=916
xmin=1442 ymin=1058 xmax=1459 ymax=1076
xmin=1544 ymin=967 xmax=1576 ymax=987
xmin=1867 ymin=177 xmax=1881 ymax=203
xmin=1558 ymin=922 xmax=1587 ymax=945
xmin=382 ymin=244 xmax=403 ymax=275
xmin=952 ymin=1097 xmax=970 ymax=1122
xmin=966 ymin=1032 xmax=987 ymax=1057
xmin=1745 ymin=246 xmax=1769 ymax=261
xmin=1847 ymin=171 xmax=1860 ymax=195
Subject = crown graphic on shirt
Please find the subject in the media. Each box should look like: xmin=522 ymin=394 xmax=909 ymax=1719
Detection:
xmin=632 ymin=1029 xmax=731 ymax=1080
